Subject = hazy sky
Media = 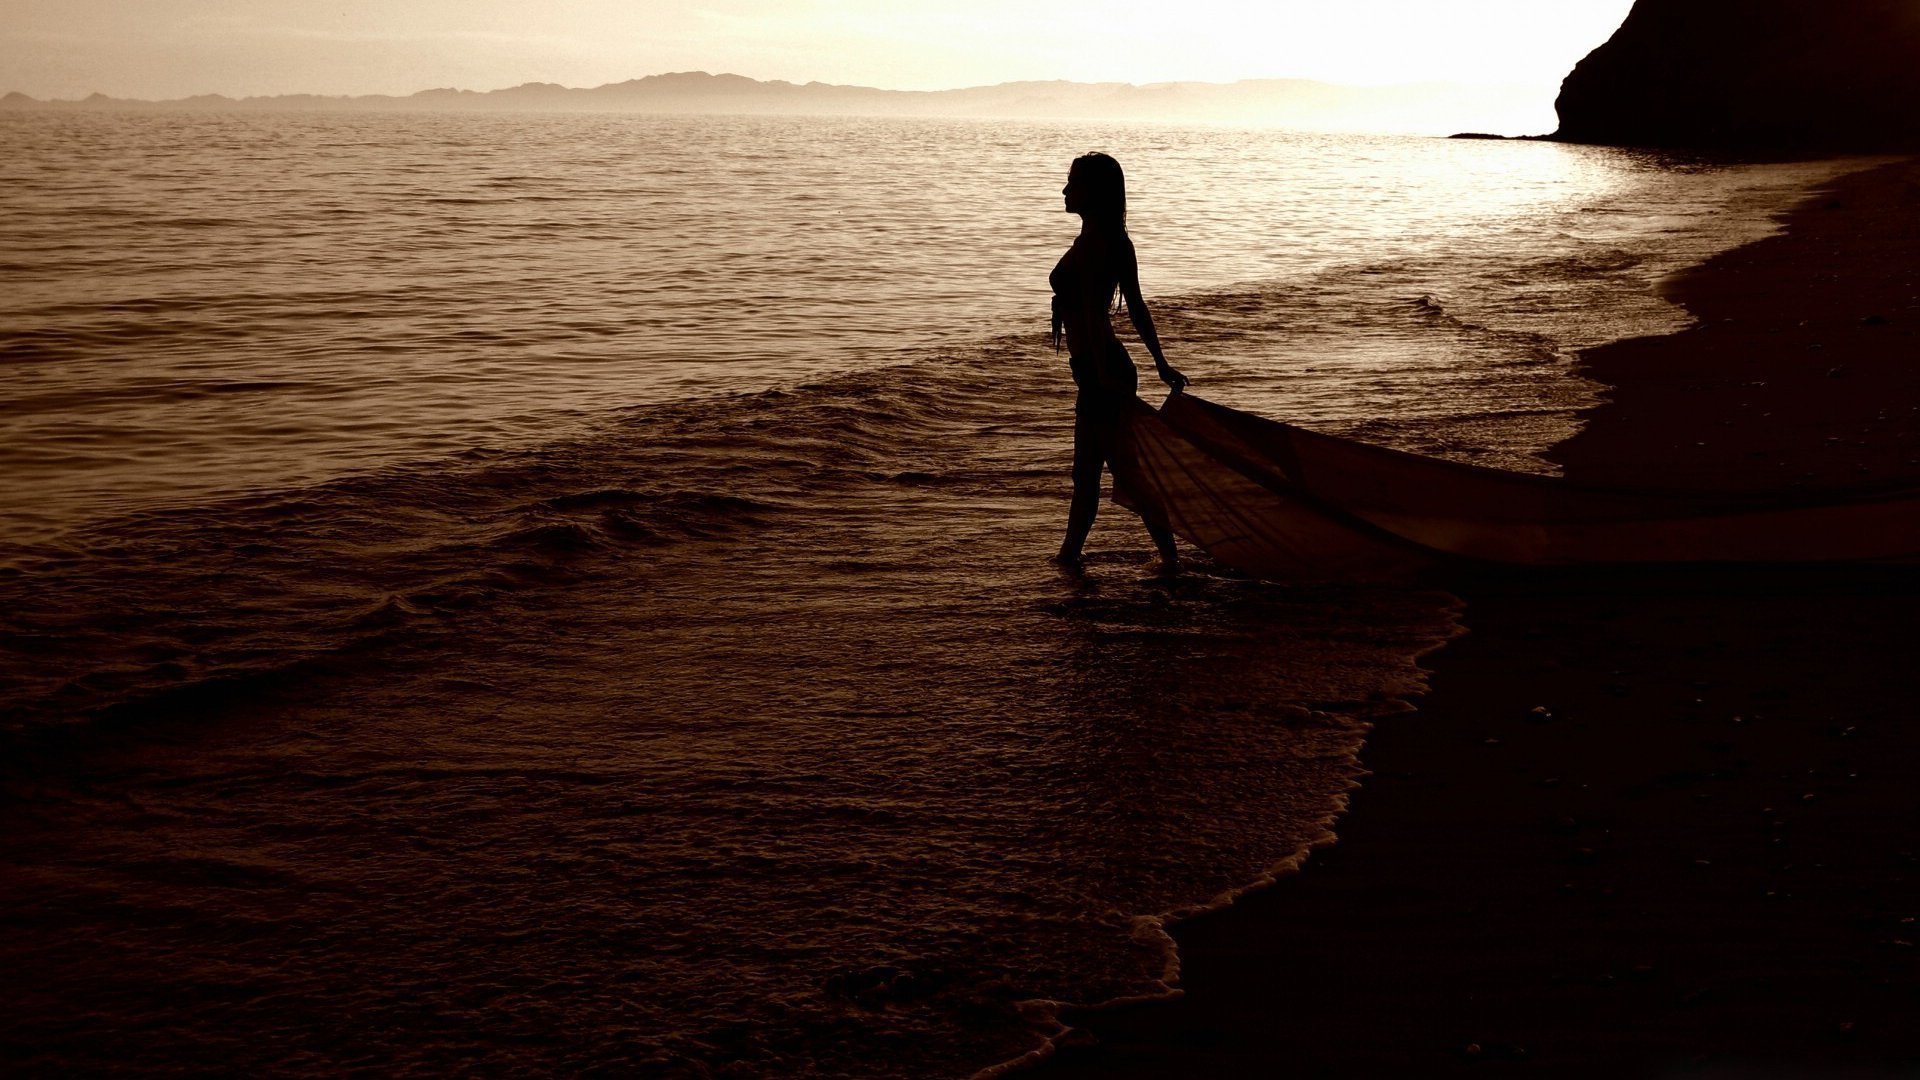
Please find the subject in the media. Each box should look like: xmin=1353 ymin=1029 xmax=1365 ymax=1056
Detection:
xmin=3 ymin=0 xmax=1637 ymax=100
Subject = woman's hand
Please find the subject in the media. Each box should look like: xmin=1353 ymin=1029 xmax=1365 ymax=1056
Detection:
xmin=1158 ymin=364 xmax=1188 ymax=394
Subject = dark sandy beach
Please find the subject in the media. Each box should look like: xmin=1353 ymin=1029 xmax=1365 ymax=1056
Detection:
xmin=1038 ymin=158 xmax=1920 ymax=1077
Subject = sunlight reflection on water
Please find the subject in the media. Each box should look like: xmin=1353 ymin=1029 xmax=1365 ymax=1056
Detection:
xmin=0 ymin=111 xmax=1855 ymax=541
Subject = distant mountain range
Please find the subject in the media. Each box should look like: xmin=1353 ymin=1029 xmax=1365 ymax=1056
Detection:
xmin=0 ymin=71 xmax=1547 ymax=134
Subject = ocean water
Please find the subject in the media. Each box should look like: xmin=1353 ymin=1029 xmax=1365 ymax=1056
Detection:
xmin=0 ymin=111 xmax=1859 ymax=1076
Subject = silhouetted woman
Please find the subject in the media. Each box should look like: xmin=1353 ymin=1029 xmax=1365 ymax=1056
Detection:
xmin=1050 ymin=152 xmax=1187 ymax=572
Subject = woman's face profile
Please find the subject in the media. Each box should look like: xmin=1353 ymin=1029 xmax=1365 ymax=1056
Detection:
xmin=1062 ymin=171 xmax=1082 ymax=215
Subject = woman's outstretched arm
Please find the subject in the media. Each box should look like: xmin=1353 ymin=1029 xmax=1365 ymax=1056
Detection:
xmin=1117 ymin=237 xmax=1187 ymax=392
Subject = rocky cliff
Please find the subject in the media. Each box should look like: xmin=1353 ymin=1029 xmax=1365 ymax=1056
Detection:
xmin=1552 ymin=0 xmax=1920 ymax=150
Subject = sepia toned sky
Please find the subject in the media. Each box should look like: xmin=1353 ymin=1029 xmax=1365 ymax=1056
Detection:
xmin=3 ymin=0 xmax=1637 ymax=100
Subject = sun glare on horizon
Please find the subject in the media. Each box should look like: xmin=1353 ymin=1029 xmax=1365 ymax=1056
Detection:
xmin=4 ymin=0 xmax=1637 ymax=104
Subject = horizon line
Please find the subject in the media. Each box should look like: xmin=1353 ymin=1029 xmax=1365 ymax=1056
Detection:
xmin=2 ymin=68 xmax=1557 ymax=106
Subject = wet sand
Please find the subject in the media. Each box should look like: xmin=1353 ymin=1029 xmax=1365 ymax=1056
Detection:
xmin=1037 ymin=159 xmax=1920 ymax=1077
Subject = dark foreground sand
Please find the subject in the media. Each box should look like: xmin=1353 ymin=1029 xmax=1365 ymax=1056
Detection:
xmin=1038 ymin=159 xmax=1920 ymax=1077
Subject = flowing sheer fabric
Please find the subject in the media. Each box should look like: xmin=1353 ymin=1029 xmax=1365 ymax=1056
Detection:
xmin=1111 ymin=394 xmax=1920 ymax=582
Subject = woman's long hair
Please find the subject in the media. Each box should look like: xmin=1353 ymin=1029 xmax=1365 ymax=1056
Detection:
xmin=1070 ymin=152 xmax=1126 ymax=233
xmin=1070 ymin=152 xmax=1129 ymax=314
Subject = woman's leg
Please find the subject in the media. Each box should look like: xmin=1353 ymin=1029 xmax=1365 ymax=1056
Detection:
xmin=1099 ymin=350 xmax=1175 ymax=571
xmin=1057 ymin=406 xmax=1104 ymax=564
xmin=1145 ymin=517 xmax=1178 ymax=573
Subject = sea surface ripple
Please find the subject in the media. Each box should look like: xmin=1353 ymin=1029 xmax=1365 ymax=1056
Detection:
xmin=0 ymin=111 xmax=1862 ymax=1077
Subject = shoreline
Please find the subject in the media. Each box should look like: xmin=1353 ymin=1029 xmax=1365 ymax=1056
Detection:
xmin=1032 ymin=158 xmax=1920 ymax=1076
xmin=1548 ymin=157 xmax=1920 ymax=491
